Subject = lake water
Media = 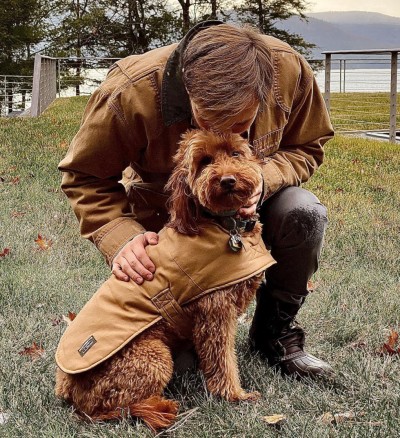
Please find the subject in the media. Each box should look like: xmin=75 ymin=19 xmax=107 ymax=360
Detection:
xmin=60 ymin=68 xmax=398 ymax=96
xmin=315 ymin=68 xmax=399 ymax=93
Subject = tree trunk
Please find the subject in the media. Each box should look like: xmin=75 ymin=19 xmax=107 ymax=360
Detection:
xmin=257 ymin=0 xmax=264 ymax=30
xmin=178 ymin=0 xmax=191 ymax=34
xmin=210 ymin=0 xmax=217 ymax=19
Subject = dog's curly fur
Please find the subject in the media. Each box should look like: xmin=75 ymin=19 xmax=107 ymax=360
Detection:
xmin=55 ymin=129 xmax=265 ymax=431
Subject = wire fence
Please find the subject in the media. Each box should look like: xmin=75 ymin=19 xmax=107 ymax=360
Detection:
xmin=0 ymin=75 xmax=33 ymax=117
xmin=1 ymin=52 xmax=399 ymax=143
xmin=322 ymin=50 xmax=399 ymax=142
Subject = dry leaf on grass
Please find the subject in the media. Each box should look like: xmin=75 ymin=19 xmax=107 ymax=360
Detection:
xmin=34 ymin=234 xmax=53 ymax=250
xmin=319 ymin=411 xmax=382 ymax=427
xmin=0 ymin=248 xmax=10 ymax=258
xmin=307 ymin=280 xmax=318 ymax=292
xmin=11 ymin=177 xmax=20 ymax=184
xmin=62 ymin=311 xmax=77 ymax=325
xmin=379 ymin=328 xmax=400 ymax=356
xmin=320 ymin=411 xmax=357 ymax=424
xmin=18 ymin=342 xmax=45 ymax=360
xmin=262 ymin=414 xmax=286 ymax=427
xmin=11 ymin=211 xmax=26 ymax=218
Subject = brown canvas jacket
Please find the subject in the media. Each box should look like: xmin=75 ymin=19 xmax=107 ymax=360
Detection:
xmin=58 ymin=21 xmax=334 ymax=266
xmin=56 ymin=223 xmax=276 ymax=374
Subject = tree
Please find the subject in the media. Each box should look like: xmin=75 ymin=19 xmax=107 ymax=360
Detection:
xmin=234 ymin=0 xmax=316 ymax=57
xmin=0 ymin=0 xmax=48 ymax=114
xmin=45 ymin=0 xmax=112 ymax=95
xmin=103 ymin=0 xmax=180 ymax=57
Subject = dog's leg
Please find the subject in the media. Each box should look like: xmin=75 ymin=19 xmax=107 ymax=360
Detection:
xmin=191 ymin=288 xmax=260 ymax=402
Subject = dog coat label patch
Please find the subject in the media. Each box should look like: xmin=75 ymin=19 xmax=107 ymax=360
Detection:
xmin=78 ymin=335 xmax=97 ymax=357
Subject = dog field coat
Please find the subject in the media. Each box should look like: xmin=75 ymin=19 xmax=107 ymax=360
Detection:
xmin=56 ymin=223 xmax=276 ymax=374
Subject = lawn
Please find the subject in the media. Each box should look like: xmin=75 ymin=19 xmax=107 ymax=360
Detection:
xmin=0 ymin=96 xmax=399 ymax=437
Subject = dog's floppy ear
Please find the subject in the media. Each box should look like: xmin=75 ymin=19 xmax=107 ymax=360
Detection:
xmin=165 ymin=134 xmax=200 ymax=235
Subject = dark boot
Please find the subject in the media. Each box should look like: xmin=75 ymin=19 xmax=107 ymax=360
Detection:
xmin=249 ymin=283 xmax=334 ymax=379
xmin=252 ymin=187 xmax=334 ymax=379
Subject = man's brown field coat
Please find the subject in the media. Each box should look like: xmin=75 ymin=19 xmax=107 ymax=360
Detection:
xmin=58 ymin=21 xmax=334 ymax=266
xmin=56 ymin=223 xmax=276 ymax=374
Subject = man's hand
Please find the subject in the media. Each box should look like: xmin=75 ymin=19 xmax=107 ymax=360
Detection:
xmin=112 ymin=232 xmax=159 ymax=283
xmin=238 ymin=180 xmax=263 ymax=217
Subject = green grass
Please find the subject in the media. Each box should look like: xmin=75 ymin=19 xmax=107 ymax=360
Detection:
xmin=0 ymin=96 xmax=399 ymax=437
xmin=330 ymin=92 xmax=400 ymax=131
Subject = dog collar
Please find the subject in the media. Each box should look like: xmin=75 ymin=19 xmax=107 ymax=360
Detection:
xmin=200 ymin=208 xmax=257 ymax=252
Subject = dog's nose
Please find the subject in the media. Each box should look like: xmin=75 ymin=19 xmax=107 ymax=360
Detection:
xmin=220 ymin=175 xmax=236 ymax=190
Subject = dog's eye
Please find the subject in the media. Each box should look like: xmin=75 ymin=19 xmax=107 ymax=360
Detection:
xmin=232 ymin=151 xmax=241 ymax=157
xmin=200 ymin=156 xmax=213 ymax=167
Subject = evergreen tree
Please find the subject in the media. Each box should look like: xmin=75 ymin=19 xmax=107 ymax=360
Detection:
xmin=0 ymin=0 xmax=48 ymax=114
xmin=234 ymin=0 xmax=316 ymax=57
xmin=103 ymin=0 xmax=180 ymax=57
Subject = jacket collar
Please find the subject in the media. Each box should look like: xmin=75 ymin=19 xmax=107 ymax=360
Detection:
xmin=161 ymin=20 xmax=223 ymax=126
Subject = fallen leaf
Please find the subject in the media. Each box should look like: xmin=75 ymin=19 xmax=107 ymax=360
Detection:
xmin=307 ymin=280 xmax=318 ymax=292
xmin=319 ymin=411 xmax=380 ymax=427
xmin=386 ymin=329 xmax=399 ymax=349
xmin=0 ymin=248 xmax=10 ymax=258
xmin=18 ymin=342 xmax=45 ymax=360
xmin=11 ymin=177 xmax=20 ymax=184
xmin=334 ymin=411 xmax=358 ymax=423
xmin=379 ymin=329 xmax=400 ymax=356
xmin=262 ymin=414 xmax=286 ymax=426
xmin=59 ymin=141 xmax=68 ymax=149
xmin=320 ymin=411 xmax=360 ymax=425
xmin=62 ymin=311 xmax=77 ymax=325
xmin=335 ymin=188 xmax=344 ymax=193
xmin=11 ymin=211 xmax=26 ymax=218
xmin=34 ymin=234 xmax=53 ymax=250
xmin=0 ymin=412 xmax=10 ymax=425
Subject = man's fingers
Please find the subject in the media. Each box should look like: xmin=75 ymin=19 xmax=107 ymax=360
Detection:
xmin=119 ymin=256 xmax=148 ymax=284
xmin=112 ymin=232 xmax=159 ymax=283
xmin=112 ymin=262 xmax=130 ymax=282
xmin=131 ymin=246 xmax=155 ymax=277
xmin=143 ymin=231 xmax=159 ymax=245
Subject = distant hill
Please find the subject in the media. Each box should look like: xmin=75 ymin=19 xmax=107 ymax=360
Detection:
xmin=275 ymin=11 xmax=400 ymax=60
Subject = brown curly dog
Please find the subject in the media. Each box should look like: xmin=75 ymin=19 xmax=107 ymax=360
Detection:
xmin=55 ymin=129 xmax=269 ymax=431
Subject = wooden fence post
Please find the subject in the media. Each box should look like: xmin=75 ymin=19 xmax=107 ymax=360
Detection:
xmin=31 ymin=54 xmax=42 ymax=117
xmin=324 ymin=53 xmax=331 ymax=114
xmin=389 ymin=51 xmax=398 ymax=143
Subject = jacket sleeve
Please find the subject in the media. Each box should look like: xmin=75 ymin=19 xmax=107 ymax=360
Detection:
xmin=260 ymin=61 xmax=334 ymax=200
xmin=58 ymin=87 xmax=146 ymax=266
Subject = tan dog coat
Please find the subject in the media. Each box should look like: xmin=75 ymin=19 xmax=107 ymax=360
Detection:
xmin=56 ymin=223 xmax=276 ymax=374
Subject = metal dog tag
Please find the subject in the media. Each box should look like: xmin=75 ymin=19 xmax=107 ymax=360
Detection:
xmin=229 ymin=230 xmax=243 ymax=252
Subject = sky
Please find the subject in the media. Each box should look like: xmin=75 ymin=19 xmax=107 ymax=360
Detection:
xmin=307 ymin=0 xmax=400 ymax=18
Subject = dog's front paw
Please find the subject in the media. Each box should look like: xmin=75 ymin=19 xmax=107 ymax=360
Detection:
xmin=230 ymin=390 xmax=261 ymax=402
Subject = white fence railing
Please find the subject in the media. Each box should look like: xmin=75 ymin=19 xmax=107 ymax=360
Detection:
xmin=323 ymin=49 xmax=399 ymax=143
xmin=0 ymin=75 xmax=33 ymax=117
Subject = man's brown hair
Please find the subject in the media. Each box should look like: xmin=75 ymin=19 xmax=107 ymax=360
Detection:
xmin=182 ymin=24 xmax=274 ymax=130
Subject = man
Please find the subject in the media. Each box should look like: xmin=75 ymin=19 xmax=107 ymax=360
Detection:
xmin=59 ymin=21 xmax=334 ymax=378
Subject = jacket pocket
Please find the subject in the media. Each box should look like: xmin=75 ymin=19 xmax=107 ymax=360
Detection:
xmin=252 ymin=127 xmax=284 ymax=161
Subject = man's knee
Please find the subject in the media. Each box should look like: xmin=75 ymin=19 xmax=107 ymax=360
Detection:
xmin=259 ymin=187 xmax=328 ymax=247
